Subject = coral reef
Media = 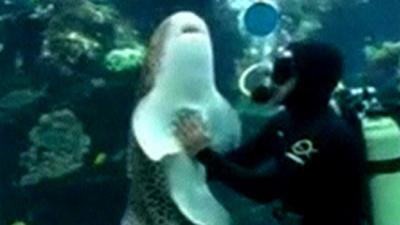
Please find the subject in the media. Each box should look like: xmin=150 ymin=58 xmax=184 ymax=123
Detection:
xmin=38 ymin=0 xmax=145 ymax=77
xmin=279 ymin=0 xmax=324 ymax=41
xmin=362 ymin=41 xmax=400 ymax=125
xmin=363 ymin=41 xmax=400 ymax=89
xmin=0 ymin=1 xmax=396 ymax=225
xmin=104 ymin=47 xmax=145 ymax=73
xmin=19 ymin=109 xmax=91 ymax=186
xmin=364 ymin=41 xmax=400 ymax=69
xmin=42 ymin=30 xmax=102 ymax=71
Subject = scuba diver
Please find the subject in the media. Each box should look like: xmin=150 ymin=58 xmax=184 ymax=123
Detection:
xmin=173 ymin=41 xmax=367 ymax=225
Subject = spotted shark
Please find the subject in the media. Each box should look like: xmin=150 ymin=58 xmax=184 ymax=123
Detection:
xmin=121 ymin=12 xmax=242 ymax=225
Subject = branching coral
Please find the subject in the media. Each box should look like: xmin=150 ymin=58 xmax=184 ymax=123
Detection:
xmin=19 ymin=109 xmax=91 ymax=186
xmin=104 ymin=47 xmax=146 ymax=73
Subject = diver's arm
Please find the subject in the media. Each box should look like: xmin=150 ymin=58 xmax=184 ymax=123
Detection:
xmin=196 ymin=147 xmax=299 ymax=202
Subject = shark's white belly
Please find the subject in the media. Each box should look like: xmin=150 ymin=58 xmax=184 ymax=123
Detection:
xmin=166 ymin=153 xmax=232 ymax=225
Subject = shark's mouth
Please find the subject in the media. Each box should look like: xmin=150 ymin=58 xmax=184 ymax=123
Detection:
xmin=181 ymin=24 xmax=203 ymax=34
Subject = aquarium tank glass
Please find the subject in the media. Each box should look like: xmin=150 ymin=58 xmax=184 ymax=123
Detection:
xmin=0 ymin=0 xmax=399 ymax=225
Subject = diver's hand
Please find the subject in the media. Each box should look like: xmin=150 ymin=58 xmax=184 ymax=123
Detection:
xmin=173 ymin=112 xmax=211 ymax=157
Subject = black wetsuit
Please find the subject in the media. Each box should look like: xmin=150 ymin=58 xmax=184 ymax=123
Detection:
xmin=196 ymin=42 xmax=367 ymax=225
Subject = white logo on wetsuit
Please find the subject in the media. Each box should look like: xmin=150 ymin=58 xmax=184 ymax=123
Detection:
xmin=285 ymin=139 xmax=319 ymax=166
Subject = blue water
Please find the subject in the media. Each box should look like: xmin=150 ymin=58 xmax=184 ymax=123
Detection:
xmin=0 ymin=0 xmax=399 ymax=225
xmin=317 ymin=0 xmax=400 ymax=84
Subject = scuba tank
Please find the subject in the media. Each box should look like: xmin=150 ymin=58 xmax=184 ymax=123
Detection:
xmin=334 ymin=86 xmax=400 ymax=225
xmin=363 ymin=115 xmax=400 ymax=225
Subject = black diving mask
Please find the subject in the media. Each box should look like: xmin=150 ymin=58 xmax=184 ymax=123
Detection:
xmin=271 ymin=48 xmax=297 ymax=85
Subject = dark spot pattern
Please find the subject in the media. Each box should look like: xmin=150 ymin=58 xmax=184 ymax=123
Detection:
xmin=122 ymin=138 xmax=194 ymax=225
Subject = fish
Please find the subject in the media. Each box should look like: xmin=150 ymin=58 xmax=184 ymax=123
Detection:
xmin=121 ymin=12 xmax=241 ymax=225
xmin=0 ymin=87 xmax=46 ymax=110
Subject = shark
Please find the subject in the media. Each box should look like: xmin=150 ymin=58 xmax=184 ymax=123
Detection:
xmin=121 ymin=11 xmax=242 ymax=225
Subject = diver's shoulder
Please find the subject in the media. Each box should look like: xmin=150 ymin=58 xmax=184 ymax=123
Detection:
xmin=324 ymin=109 xmax=363 ymax=143
xmin=316 ymin=108 xmax=356 ymax=137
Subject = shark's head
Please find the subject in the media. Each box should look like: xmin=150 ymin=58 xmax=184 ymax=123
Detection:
xmin=133 ymin=12 xmax=241 ymax=163
xmin=142 ymin=12 xmax=215 ymax=95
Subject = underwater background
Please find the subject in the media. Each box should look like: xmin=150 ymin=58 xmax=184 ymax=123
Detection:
xmin=0 ymin=0 xmax=399 ymax=225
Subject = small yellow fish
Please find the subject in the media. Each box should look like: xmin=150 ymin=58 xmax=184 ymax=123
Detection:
xmin=93 ymin=152 xmax=107 ymax=166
